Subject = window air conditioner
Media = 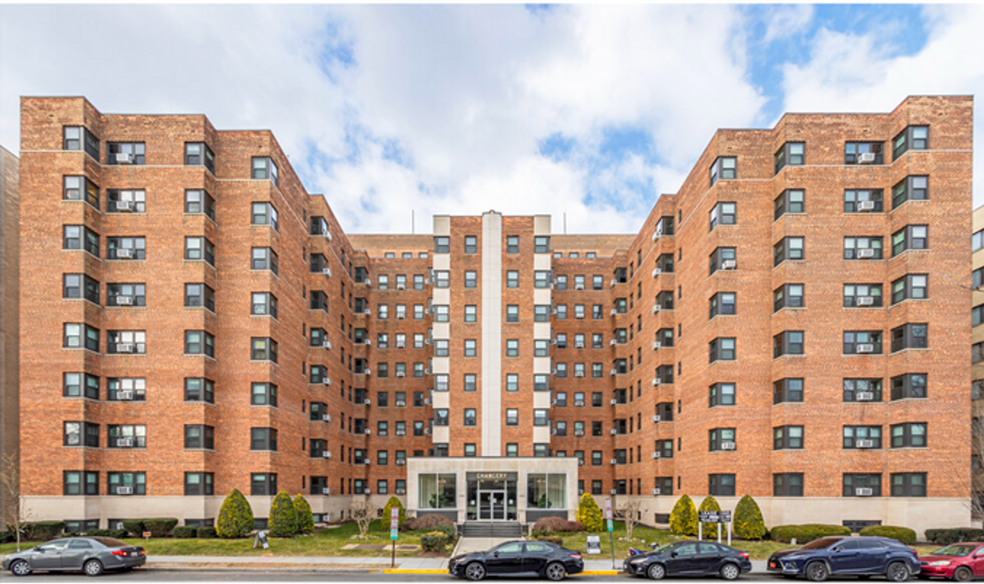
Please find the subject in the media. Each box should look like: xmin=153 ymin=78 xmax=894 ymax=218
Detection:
xmin=396 ymin=341 xmax=406 ymax=349
xmin=574 ymin=401 xmax=585 ymax=407
xmin=396 ymin=372 xmax=406 ymax=378
xmin=857 ymin=439 xmax=875 ymax=448
xmin=856 ymin=296 xmax=875 ymax=307
xmin=115 ymin=295 xmax=134 ymax=306
xmin=363 ymin=309 xmax=371 ymax=316
xmin=856 ymin=249 xmax=876 ymax=259
xmin=610 ymin=369 xmax=618 ymax=376
xmin=323 ymin=488 xmax=331 ymax=495
xmin=323 ymin=231 xmax=333 ymax=241
xmin=578 ymin=459 xmax=585 ymax=466
xmin=652 ymin=415 xmax=661 ymax=422
xmin=652 ymin=378 xmax=662 ymax=386
xmin=363 ymin=398 xmax=371 ymax=406
xmin=322 ymin=378 xmax=332 ymax=386
xmin=652 ymin=231 xmax=662 ymax=242
xmin=610 ymin=429 xmax=618 ymax=435
xmin=856 ymin=391 xmax=875 ymax=401
xmin=322 ymin=451 xmax=331 ymax=458
xmin=610 ymin=399 xmax=618 ymax=405
xmin=396 ymin=430 xmax=406 ymax=436
xmin=857 ymin=201 xmax=877 ymax=212
xmin=323 ymin=341 xmax=332 ymax=350
xmin=610 ymin=279 xmax=618 ymax=288
xmin=396 ymin=283 xmax=406 ymax=290
xmin=424 ymin=398 xmax=431 ymax=405
xmin=652 ymin=304 xmax=662 ymax=313
xmin=856 ymin=487 xmax=874 ymax=496
xmin=115 ymin=153 xmax=132 ymax=164
xmin=651 ymin=488 xmax=661 ymax=495
xmin=610 ymin=459 xmax=618 ymax=465
xmin=575 ymin=371 xmax=585 ymax=378
xmin=652 ymin=268 xmax=662 ymax=278
xmin=575 ymin=283 xmax=585 ymax=290
xmin=575 ymin=430 xmax=584 ymax=437
xmin=575 ymin=342 xmax=585 ymax=349
xmin=610 ymin=489 xmax=617 ymax=495
xmin=116 ymin=486 xmax=134 ymax=495
xmin=117 ymin=391 xmax=134 ymax=401
xmin=396 ymin=489 xmax=406 ymax=495
xmin=397 ymin=314 xmax=406 ymax=320
xmin=610 ymin=339 xmax=617 ymax=346
xmin=364 ymin=429 xmax=371 ymax=435
xmin=116 ymin=343 xmax=135 ymax=353
xmin=856 ymin=343 xmax=875 ymax=353
xmin=115 ymin=248 xmax=134 ymax=259
xmin=396 ymin=400 xmax=406 ymax=407
xmin=114 ymin=200 xmax=134 ymax=212
xmin=721 ymin=260 xmax=737 ymax=270
xmin=322 ymin=414 xmax=332 ymax=422
xmin=117 ymin=438 xmax=134 ymax=448
xmin=651 ymin=452 xmax=661 ymax=459
xmin=857 ymin=152 xmax=877 ymax=164
xmin=652 ymin=342 xmax=661 ymax=350
xmin=721 ymin=442 xmax=736 ymax=450
xmin=610 ymin=309 xmax=618 ymax=316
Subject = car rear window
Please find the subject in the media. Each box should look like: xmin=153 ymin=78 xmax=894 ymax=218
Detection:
xmin=91 ymin=537 xmax=129 ymax=548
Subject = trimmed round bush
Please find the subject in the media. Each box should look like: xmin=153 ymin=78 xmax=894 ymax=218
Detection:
xmin=293 ymin=494 xmax=314 ymax=533
xmin=420 ymin=531 xmax=451 ymax=552
xmin=382 ymin=496 xmax=407 ymax=528
xmin=122 ymin=520 xmax=144 ymax=538
xmin=197 ymin=527 xmax=218 ymax=539
xmin=925 ymin=529 xmax=984 ymax=545
xmin=403 ymin=514 xmax=454 ymax=531
xmin=698 ymin=496 xmax=722 ymax=539
xmin=268 ymin=490 xmax=300 ymax=537
xmin=770 ymin=524 xmax=851 ymax=544
xmin=216 ymin=488 xmax=255 ymax=538
xmin=23 ymin=521 xmax=66 ymax=541
xmin=576 ymin=493 xmax=604 ymax=532
xmin=733 ymin=495 xmax=767 ymax=540
xmin=532 ymin=516 xmax=583 ymax=534
xmin=173 ymin=526 xmax=197 ymax=538
xmin=860 ymin=525 xmax=917 ymax=546
xmin=143 ymin=518 xmax=179 ymax=538
xmin=0 ymin=531 xmax=12 ymax=544
xmin=670 ymin=495 xmax=698 ymax=536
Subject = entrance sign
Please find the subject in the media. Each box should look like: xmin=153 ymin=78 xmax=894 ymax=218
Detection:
xmin=699 ymin=511 xmax=719 ymax=523
xmin=697 ymin=510 xmax=733 ymax=545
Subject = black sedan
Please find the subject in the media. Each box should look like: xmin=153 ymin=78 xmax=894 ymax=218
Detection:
xmin=624 ymin=540 xmax=752 ymax=580
xmin=449 ymin=540 xmax=584 ymax=581
xmin=3 ymin=537 xmax=146 ymax=576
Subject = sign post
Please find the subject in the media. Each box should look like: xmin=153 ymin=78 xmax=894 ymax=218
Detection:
xmin=697 ymin=511 xmax=731 ymax=544
xmin=719 ymin=511 xmax=732 ymax=546
xmin=605 ymin=498 xmax=615 ymax=569
xmin=390 ymin=507 xmax=399 ymax=567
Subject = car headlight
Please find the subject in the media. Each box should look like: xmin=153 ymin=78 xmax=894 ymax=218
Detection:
xmin=631 ymin=558 xmax=646 ymax=564
xmin=928 ymin=561 xmax=951 ymax=567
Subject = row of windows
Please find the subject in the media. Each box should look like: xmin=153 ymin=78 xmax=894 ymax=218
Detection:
xmin=704 ymin=423 xmax=928 ymax=452
xmin=433 ymin=235 xmax=550 ymax=255
xmin=63 ymin=325 xmax=276 ymax=360
xmin=708 ymin=324 xmax=929 ymax=363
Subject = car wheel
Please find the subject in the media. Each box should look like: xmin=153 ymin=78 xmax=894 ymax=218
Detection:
xmin=954 ymin=567 xmax=973 ymax=582
xmin=83 ymin=559 xmax=104 ymax=577
xmin=465 ymin=562 xmax=486 ymax=582
xmin=887 ymin=562 xmax=910 ymax=583
xmin=9 ymin=560 xmax=32 ymax=577
xmin=545 ymin=562 xmax=567 ymax=582
xmin=806 ymin=561 xmax=829 ymax=582
xmin=648 ymin=563 xmax=666 ymax=580
xmin=720 ymin=563 xmax=741 ymax=581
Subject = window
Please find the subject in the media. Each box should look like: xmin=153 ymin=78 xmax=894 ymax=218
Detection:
xmin=773 ymin=284 xmax=804 ymax=312
xmin=433 ymin=270 xmax=450 ymax=288
xmin=63 ymin=225 xmax=100 ymax=257
xmin=62 ymin=176 xmax=99 ymax=207
xmin=108 ymin=472 xmax=146 ymax=496
xmin=891 ymin=473 xmax=927 ymax=497
xmin=60 ymin=372 xmax=99 ymax=403
xmin=845 ymin=141 xmax=884 ymax=165
xmin=106 ymin=189 xmax=145 ymax=213
xmin=414 ymin=274 xmax=425 ymax=290
xmin=418 ymin=473 xmax=456 ymax=508
xmin=64 ymin=471 xmax=99 ymax=496
xmin=464 ymin=339 xmax=477 ymax=357
xmin=555 ymin=275 xmax=567 ymax=290
xmin=893 ymin=125 xmax=929 ymax=160
xmin=64 ymin=323 xmax=99 ymax=352
xmin=434 ymin=236 xmax=450 ymax=254
xmin=891 ymin=373 xmax=927 ymax=400
xmin=251 ymin=157 xmax=279 ymax=186
xmin=844 ymin=189 xmax=884 ymax=213
xmin=184 ymin=425 xmax=215 ymax=449
xmin=843 ymin=331 xmax=882 ymax=355
xmin=773 ymin=378 xmax=803 ymax=404
xmin=249 ymin=292 xmax=277 ymax=318
xmin=184 ymin=330 xmax=215 ymax=357
xmin=709 ymin=292 xmax=736 ymax=319
xmin=251 ymin=427 xmax=278 ymax=451
xmin=506 ymin=235 xmax=519 ymax=254
xmin=506 ymin=339 xmax=519 ymax=357
xmin=893 ymin=176 xmax=928 ymax=208
xmin=975 ymin=342 xmax=984 ymax=364
xmin=464 ymin=271 xmax=477 ymax=288
xmin=251 ymin=337 xmax=278 ymax=362
xmin=534 ymin=236 xmax=550 ymax=254
xmin=104 ymin=283 xmax=144 ymax=308
xmin=709 ymin=202 xmax=736 ymax=231
xmin=185 ymin=142 xmax=215 ymax=173
xmin=843 ymin=474 xmax=882 ymax=497
xmin=185 ymin=378 xmax=215 ymax=403
xmin=844 ymin=284 xmax=883 ymax=308
xmin=891 ymin=323 xmax=928 ymax=353
xmin=63 ymin=274 xmax=100 ymax=304
xmin=773 ymin=473 xmax=804 ymax=496
xmin=892 ymin=225 xmax=928 ymax=256
xmin=63 ymin=421 xmax=99 ymax=447
xmin=505 ymin=408 xmax=519 ymax=426
xmin=709 ymin=428 xmax=736 ymax=451
xmin=464 ymin=236 xmax=477 ymax=254
xmin=107 ymin=377 xmax=145 ymax=401
xmin=505 ymin=374 xmax=519 ymax=392
xmin=773 ymin=426 xmax=804 ymax=450
xmin=251 ymin=202 xmax=279 ymax=231
xmin=774 ymin=189 xmax=805 ymax=219
xmin=184 ymin=190 xmax=215 ymax=220
xmin=710 ymin=157 xmax=736 ymax=186
xmin=185 ymin=472 xmax=215 ymax=496
xmin=709 ymin=383 xmax=735 ymax=407
xmin=251 ymin=247 xmax=278 ymax=274
xmin=844 ymin=237 xmax=883 ymax=260
xmin=432 ymin=305 xmax=448 ymax=322
xmin=891 ymin=423 xmax=927 ymax=448
xmin=535 ymin=271 xmax=551 ymax=289
xmin=701 ymin=249 xmax=734 ymax=279
xmin=773 ymin=331 xmax=804 ymax=358
xmin=774 ymin=237 xmax=804 ymax=266
xmin=251 ymin=473 xmax=277 ymax=496
xmin=844 ymin=378 xmax=882 ymax=402
xmin=464 ymin=305 xmax=477 ymax=323
xmin=775 ymin=142 xmax=804 ymax=174
xmin=709 ymin=338 xmax=735 ymax=363
xmin=709 ymin=474 xmax=736 ymax=496
xmin=843 ymin=426 xmax=882 ymax=449
xmin=534 ymin=305 xmax=550 ymax=322
xmin=251 ymin=382 xmax=278 ymax=406
xmin=107 ymin=142 xmax=145 ymax=165
xmin=106 ymin=330 xmax=145 ymax=355
xmin=106 ymin=236 xmax=146 ymax=261
xmin=63 ymin=126 xmax=99 ymax=158
xmin=506 ymin=271 xmax=519 ymax=288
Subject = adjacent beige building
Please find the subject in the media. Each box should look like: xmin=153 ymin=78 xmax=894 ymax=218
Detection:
xmin=1 ymin=146 xmax=20 ymax=524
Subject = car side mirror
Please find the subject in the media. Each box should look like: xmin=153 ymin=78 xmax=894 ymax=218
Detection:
xmin=493 ymin=551 xmax=499 ymax=558
xmin=670 ymin=551 xmax=678 ymax=558
xmin=831 ymin=547 xmax=841 ymax=553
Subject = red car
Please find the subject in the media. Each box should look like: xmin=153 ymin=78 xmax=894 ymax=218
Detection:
xmin=919 ymin=543 xmax=984 ymax=581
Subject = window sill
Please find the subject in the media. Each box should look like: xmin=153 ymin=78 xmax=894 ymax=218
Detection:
xmin=772 ymin=354 xmax=806 ymax=361
xmin=890 ymin=348 xmax=931 ymax=355
xmin=772 ymin=212 xmax=808 ymax=224
xmin=184 ymin=354 xmax=217 ymax=361
xmin=888 ymin=198 xmax=930 ymax=215
xmin=107 ymin=352 xmax=148 ymax=357
xmin=773 ymin=307 xmax=806 ymax=314
xmin=889 ymin=397 xmax=930 ymax=403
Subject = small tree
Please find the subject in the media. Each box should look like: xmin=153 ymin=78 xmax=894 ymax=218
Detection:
xmin=293 ymin=494 xmax=314 ymax=533
xmin=669 ymin=494 xmax=698 ymax=536
xmin=349 ymin=500 xmax=378 ymax=539
xmin=576 ymin=493 xmax=604 ymax=532
xmin=1 ymin=452 xmax=33 ymax=551
xmin=733 ymin=495 xmax=767 ymax=540
xmin=269 ymin=490 xmax=300 ymax=537
xmin=698 ymin=496 xmax=722 ymax=539
xmin=216 ymin=489 xmax=254 ymax=538
xmin=617 ymin=499 xmax=643 ymax=540
xmin=382 ymin=496 xmax=406 ymax=527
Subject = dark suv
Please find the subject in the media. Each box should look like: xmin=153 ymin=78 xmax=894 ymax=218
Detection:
xmin=767 ymin=536 xmax=920 ymax=582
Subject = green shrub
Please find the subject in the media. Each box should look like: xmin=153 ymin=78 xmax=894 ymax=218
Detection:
xmin=532 ymin=517 xmax=583 ymax=534
xmin=122 ymin=520 xmax=144 ymax=537
xmin=293 ymin=495 xmax=314 ymax=533
xmin=669 ymin=495 xmax=698 ymax=536
xmin=420 ymin=531 xmax=450 ymax=552
xmin=87 ymin=528 xmax=128 ymax=538
xmin=576 ymin=493 xmax=604 ymax=532
xmin=859 ymin=525 xmax=916 ymax=546
xmin=698 ymin=496 xmax=722 ymax=538
xmin=197 ymin=527 xmax=218 ymax=539
xmin=770 ymin=524 xmax=851 ymax=544
xmin=382 ymin=496 xmax=407 ymax=528
xmin=534 ymin=534 xmax=564 ymax=545
xmin=924 ymin=528 xmax=984 ymax=545
xmin=0 ymin=530 xmax=12 ymax=543
xmin=268 ymin=490 xmax=300 ymax=537
xmin=403 ymin=514 xmax=454 ymax=531
xmin=733 ymin=495 xmax=767 ymax=540
xmin=23 ymin=521 xmax=66 ymax=541
xmin=433 ymin=524 xmax=456 ymax=542
xmin=217 ymin=489 xmax=254 ymax=538
xmin=143 ymin=518 xmax=179 ymax=538
xmin=172 ymin=526 xmax=197 ymax=538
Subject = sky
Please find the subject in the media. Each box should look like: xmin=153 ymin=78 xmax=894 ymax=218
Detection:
xmin=0 ymin=3 xmax=980 ymax=235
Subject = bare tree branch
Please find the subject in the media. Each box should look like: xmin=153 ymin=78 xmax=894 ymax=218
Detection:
xmin=349 ymin=500 xmax=378 ymax=540
xmin=617 ymin=499 xmax=643 ymax=540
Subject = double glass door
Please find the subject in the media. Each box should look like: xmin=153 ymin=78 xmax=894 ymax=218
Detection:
xmin=478 ymin=490 xmax=507 ymax=520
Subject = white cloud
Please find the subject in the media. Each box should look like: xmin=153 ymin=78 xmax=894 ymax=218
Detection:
xmin=761 ymin=5 xmax=815 ymax=44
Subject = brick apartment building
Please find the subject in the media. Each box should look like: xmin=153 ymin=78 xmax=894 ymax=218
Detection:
xmin=17 ymin=95 xmax=973 ymax=536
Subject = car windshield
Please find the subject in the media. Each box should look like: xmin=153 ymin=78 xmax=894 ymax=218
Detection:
xmin=800 ymin=537 xmax=844 ymax=550
xmin=653 ymin=543 xmax=677 ymax=554
xmin=932 ymin=545 xmax=979 ymax=557
xmin=91 ymin=537 xmax=129 ymax=548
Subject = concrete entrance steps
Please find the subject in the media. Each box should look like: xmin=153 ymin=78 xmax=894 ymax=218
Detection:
xmin=460 ymin=521 xmax=523 ymax=538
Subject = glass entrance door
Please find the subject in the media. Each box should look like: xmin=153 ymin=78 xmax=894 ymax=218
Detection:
xmin=478 ymin=490 xmax=506 ymax=520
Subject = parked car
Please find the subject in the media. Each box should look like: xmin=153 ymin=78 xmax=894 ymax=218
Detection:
xmin=449 ymin=540 xmax=584 ymax=581
xmin=2 ymin=537 xmax=146 ymax=577
xmin=623 ymin=540 xmax=752 ymax=580
xmin=766 ymin=536 xmax=920 ymax=582
xmin=918 ymin=542 xmax=984 ymax=581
